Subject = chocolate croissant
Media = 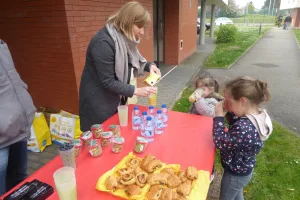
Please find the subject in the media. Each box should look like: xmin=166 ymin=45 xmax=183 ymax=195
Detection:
xmin=105 ymin=176 xmax=118 ymax=191
xmin=178 ymin=170 xmax=188 ymax=182
xmin=144 ymin=159 xmax=163 ymax=173
xmin=136 ymin=172 xmax=148 ymax=187
xmin=177 ymin=181 xmax=192 ymax=196
xmin=127 ymin=158 xmax=141 ymax=169
xmin=140 ymin=154 xmax=156 ymax=170
xmin=186 ymin=166 xmax=198 ymax=180
xmin=147 ymin=173 xmax=167 ymax=185
xmin=125 ymin=185 xmax=141 ymax=196
xmin=161 ymin=168 xmax=175 ymax=175
xmin=118 ymin=167 xmax=134 ymax=176
xmin=120 ymin=173 xmax=136 ymax=185
xmin=146 ymin=185 xmax=164 ymax=200
xmin=160 ymin=188 xmax=177 ymax=200
xmin=166 ymin=174 xmax=182 ymax=189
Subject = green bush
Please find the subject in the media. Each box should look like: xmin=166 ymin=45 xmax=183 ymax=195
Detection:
xmin=216 ymin=25 xmax=238 ymax=43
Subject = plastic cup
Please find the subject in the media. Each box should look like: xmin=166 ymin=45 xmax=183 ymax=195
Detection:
xmin=53 ymin=167 xmax=77 ymax=200
xmin=148 ymin=87 xmax=158 ymax=106
xmin=58 ymin=143 xmax=76 ymax=170
xmin=118 ymin=105 xmax=128 ymax=127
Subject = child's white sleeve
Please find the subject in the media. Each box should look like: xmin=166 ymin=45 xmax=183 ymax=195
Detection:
xmin=194 ymin=98 xmax=216 ymax=117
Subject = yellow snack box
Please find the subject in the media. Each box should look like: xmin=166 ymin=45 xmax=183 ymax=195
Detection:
xmin=144 ymin=73 xmax=160 ymax=86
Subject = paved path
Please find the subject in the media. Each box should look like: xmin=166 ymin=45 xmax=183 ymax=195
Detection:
xmin=206 ymin=28 xmax=300 ymax=135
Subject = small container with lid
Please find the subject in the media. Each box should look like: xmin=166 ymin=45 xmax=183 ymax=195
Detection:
xmin=89 ymin=139 xmax=102 ymax=157
xmin=111 ymin=136 xmax=125 ymax=153
xmin=80 ymin=131 xmax=92 ymax=147
xmin=73 ymin=139 xmax=82 ymax=157
xmin=109 ymin=124 xmax=121 ymax=137
xmin=91 ymin=124 xmax=103 ymax=139
xmin=134 ymin=136 xmax=148 ymax=153
xmin=100 ymin=131 xmax=113 ymax=147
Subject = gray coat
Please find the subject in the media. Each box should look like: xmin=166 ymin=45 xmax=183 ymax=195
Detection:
xmin=79 ymin=27 xmax=151 ymax=132
xmin=0 ymin=40 xmax=36 ymax=149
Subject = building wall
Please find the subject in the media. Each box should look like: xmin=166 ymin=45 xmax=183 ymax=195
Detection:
xmin=292 ymin=8 xmax=300 ymax=27
xmin=178 ymin=0 xmax=198 ymax=63
xmin=64 ymin=0 xmax=154 ymax=89
xmin=0 ymin=0 xmax=79 ymax=113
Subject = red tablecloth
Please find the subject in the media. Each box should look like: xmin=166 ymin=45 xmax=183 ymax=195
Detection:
xmin=1 ymin=105 xmax=215 ymax=200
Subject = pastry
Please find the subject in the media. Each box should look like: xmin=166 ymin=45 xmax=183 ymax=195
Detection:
xmin=105 ymin=176 xmax=118 ymax=191
xmin=120 ymin=173 xmax=136 ymax=185
xmin=166 ymin=174 xmax=182 ymax=189
xmin=174 ymin=193 xmax=187 ymax=200
xmin=125 ymin=185 xmax=141 ymax=196
xmin=144 ymin=159 xmax=163 ymax=173
xmin=160 ymin=188 xmax=177 ymax=200
xmin=177 ymin=181 xmax=192 ymax=196
xmin=178 ymin=170 xmax=188 ymax=182
xmin=118 ymin=167 xmax=134 ymax=176
xmin=146 ymin=185 xmax=164 ymax=200
xmin=186 ymin=166 xmax=198 ymax=180
xmin=127 ymin=158 xmax=141 ymax=169
xmin=161 ymin=168 xmax=175 ymax=175
xmin=140 ymin=154 xmax=156 ymax=170
xmin=134 ymin=166 xmax=143 ymax=175
xmin=136 ymin=172 xmax=148 ymax=187
xmin=147 ymin=173 xmax=167 ymax=185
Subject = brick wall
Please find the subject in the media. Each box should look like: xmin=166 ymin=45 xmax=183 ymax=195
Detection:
xmin=292 ymin=8 xmax=300 ymax=27
xmin=165 ymin=0 xmax=180 ymax=65
xmin=0 ymin=0 xmax=79 ymax=113
xmin=178 ymin=0 xmax=198 ymax=63
xmin=64 ymin=0 xmax=154 ymax=88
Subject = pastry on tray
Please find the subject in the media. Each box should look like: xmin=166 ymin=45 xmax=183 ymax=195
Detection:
xmin=127 ymin=158 xmax=141 ymax=169
xmin=120 ymin=174 xmax=136 ymax=185
xmin=124 ymin=185 xmax=141 ymax=196
xmin=136 ymin=172 xmax=148 ymax=187
xmin=146 ymin=185 xmax=164 ymax=200
xmin=144 ymin=159 xmax=163 ymax=173
xmin=177 ymin=181 xmax=193 ymax=196
xmin=166 ymin=174 xmax=182 ymax=189
xmin=160 ymin=188 xmax=177 ymax=200
xmin=147 ymin=173 xmax=167 ymax=185
xmin=118 ymin=167 xmax=134 ymax=176
xmin=186 ymin=166 xmax=198 ymax=180
xmin=178 ymin=170 xmax=188 ymax=182
xmin=140 ymin=154 xmax=156 ymax=170
xmin=105 ymin=176 xmax=118 ymax=191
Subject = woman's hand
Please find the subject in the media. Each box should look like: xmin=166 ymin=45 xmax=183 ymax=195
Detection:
xmin=215 ymin=101 xmax=227 ymax=117
xmin=134 ymin=87 xmax=157 ymax=97
xmin=150 ymin=64 xmax=161 ymax=77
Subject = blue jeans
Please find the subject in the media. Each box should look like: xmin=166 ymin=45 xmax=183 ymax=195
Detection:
xmin=0 ymin=140 xmax=28 ymax=196
xmin=220 ymin=170 xmax=253 ymax=200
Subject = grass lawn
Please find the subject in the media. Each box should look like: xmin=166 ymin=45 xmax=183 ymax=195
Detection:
xmin=293 ymin=29 xmax=300 ymax=45
xmin=172 ymin=87 xmax=300 ymax=200
xmin=204 ymin=26 xmax=271 ymax=68
xmin=230 ymin=15 xmax=276 ymax=24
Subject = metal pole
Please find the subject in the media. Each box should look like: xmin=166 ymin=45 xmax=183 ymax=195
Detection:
xmin=268 ymin=0 xmax=272 ymax=15
xmin=246 ymin=0 xmax=249 ymax=26
xmin=272 ymin=0 xmax=276 ymax=16
xmin=199 ymin=0 xmax=207 ymax=45
xmin=210 ymin=4 xmax=216 ymax=38
xmin=259 ymin=23 xmax=262 ymax=34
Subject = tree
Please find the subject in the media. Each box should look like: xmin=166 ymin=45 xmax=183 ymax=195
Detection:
xmin=247 ymin=3 xmax=255 ymax=14
xmin=217 ymin=0 xmax=240 ymax=18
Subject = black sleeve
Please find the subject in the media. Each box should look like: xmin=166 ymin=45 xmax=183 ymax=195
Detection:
xmin=144 ymin=62 xmax=154 ymax=73
xmin=92 ymin=39 xmax=135 ymax=97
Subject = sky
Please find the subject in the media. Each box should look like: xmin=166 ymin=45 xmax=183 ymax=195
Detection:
xmin=235 ymin=0 xmax=266 ymax=9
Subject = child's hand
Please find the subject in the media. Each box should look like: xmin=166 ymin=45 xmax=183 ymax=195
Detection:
xmin=215 ymin=101 xmax=227 ymax=117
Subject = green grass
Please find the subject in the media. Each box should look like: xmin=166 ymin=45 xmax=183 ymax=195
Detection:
xmin=204 ymin=26 xmax=270 ymax=68
xmin=229 ymin=15 xmax=276 ymax=24
xmin=172 ymin=87 xmax=300 ymax=200
xmin=293 ymin=29 xmax=300 ymax=45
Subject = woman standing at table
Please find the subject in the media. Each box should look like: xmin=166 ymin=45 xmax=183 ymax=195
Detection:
xmin=79 ymin=1 xmax=160 ymax=131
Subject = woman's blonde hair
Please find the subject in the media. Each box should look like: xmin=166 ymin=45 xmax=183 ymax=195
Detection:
xmin=106 ymin=1 xmax=151 ymax=41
